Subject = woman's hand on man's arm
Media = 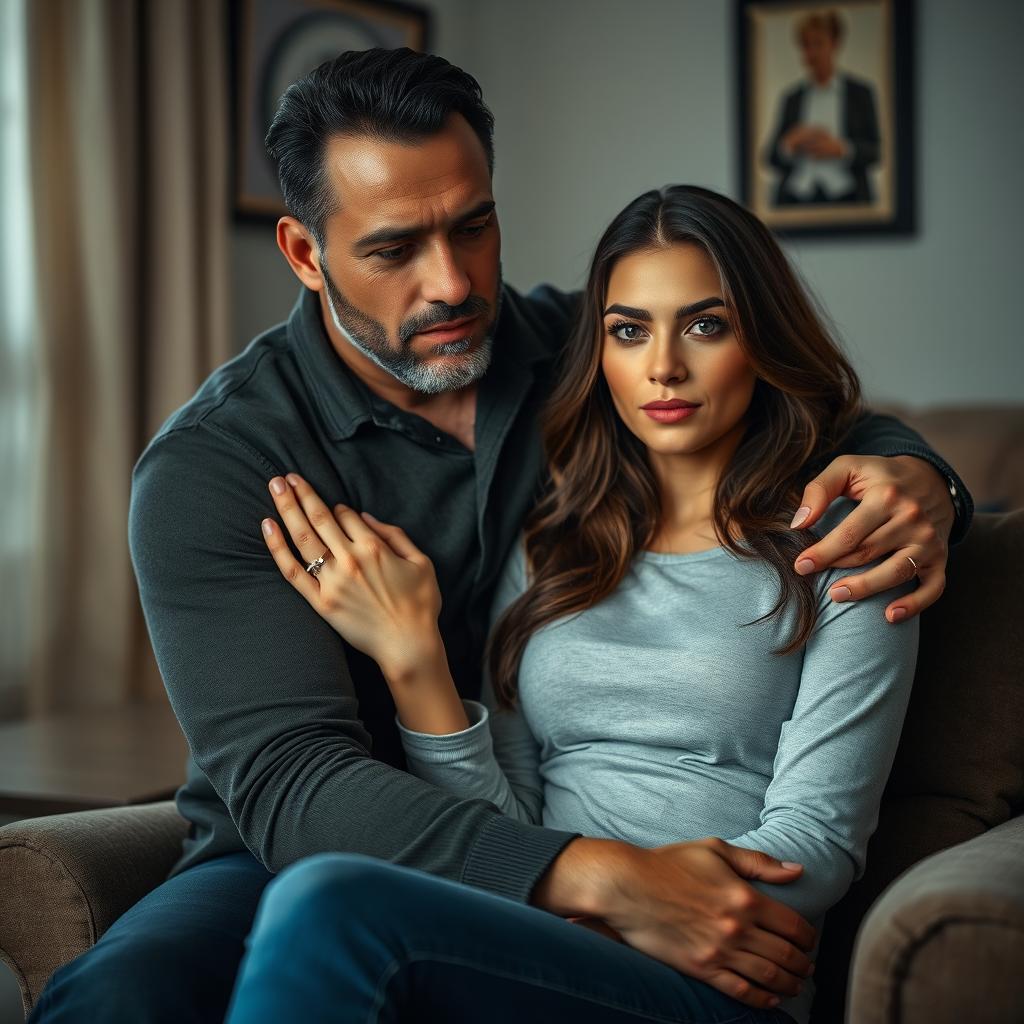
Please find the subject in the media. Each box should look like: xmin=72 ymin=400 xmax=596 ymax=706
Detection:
xmin=531 ymin=836 xmax=816 ymax=1011
xmin=789 ymin=454 xmax=955 ymax=622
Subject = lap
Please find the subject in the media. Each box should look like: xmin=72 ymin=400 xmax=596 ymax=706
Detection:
xmin=29 ymin=851 xmax=273 ymax=1024
xmin=231 ymin=852 xmax=795 ymax=1024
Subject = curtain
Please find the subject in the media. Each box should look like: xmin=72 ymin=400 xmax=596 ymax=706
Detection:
xmin=9 ymin=0 xmax=232 ymax=718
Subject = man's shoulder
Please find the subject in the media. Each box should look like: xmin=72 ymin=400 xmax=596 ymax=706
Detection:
xmin=498 ymin=282 xmax=580 ymax=364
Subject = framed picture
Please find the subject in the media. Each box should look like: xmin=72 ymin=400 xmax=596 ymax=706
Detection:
xmin=233 ymin=0 xmax=430 ymax=219
xmin=736 ymin=0 xmax=915 ymax=237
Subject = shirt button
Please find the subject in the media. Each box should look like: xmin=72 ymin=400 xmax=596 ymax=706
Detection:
xmin=434 ymin=435 xmax=443 ymax=443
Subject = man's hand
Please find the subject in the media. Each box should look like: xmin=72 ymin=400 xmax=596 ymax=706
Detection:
xmin=789 ymin=454 xmax=953 ymax=622
xmin=532 ymin=836 xmax=816 ymax=1010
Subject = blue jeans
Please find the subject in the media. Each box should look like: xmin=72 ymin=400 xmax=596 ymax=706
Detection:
xmin=224 ymin=852 xmax=798 ymax=1024
xmin=28 ymin=851 xmax=274 ymax=1023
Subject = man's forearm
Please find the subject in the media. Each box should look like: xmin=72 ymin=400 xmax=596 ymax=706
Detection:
xmin=530 ymin=836 xmax=632 ymax=917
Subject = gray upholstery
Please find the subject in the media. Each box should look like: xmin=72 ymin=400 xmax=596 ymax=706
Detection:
xmin=0 ymin=802 xmax=188 ymax=1018
xmin=849 ymin=812 xmax=1024 ymax=1023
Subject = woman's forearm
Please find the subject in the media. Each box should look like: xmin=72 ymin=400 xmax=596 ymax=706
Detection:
xmin=382 ymin=640 xmax=470 ymax=735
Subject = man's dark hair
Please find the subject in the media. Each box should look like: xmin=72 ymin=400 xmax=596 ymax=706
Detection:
xmin=265 ymin=47 xmax=495 ymax=247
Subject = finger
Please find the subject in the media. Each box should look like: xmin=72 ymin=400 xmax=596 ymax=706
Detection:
xmin=789 ymin=456 xmax=856 ymax=531
xmin=726 ymin=949 xmax=805 ymax=998
xmin=885 ymin=567 xmax=945 ymax=623
xmin=741 ymin=927 xmax=815 ymax=979
xmin=260 ymin=518 xmax=322 ymax=603
xmin=825 ymin=547 xmax=923 ymax=606
xmin=793 ymin=500 xmax=890 ymax=576
xmin=356 ymin=510 xmax=427 ymax=563
xmin=754 ymin=896 xmax=817 ymax=954
xmin=827 ymin=519 xmax=905 ymax=569
xmin=268 ymin=474 xmax=347 ymax=566
xmin=703 ymin=968 xmax=785 ymax=1011
xmin=714 ymin=842 xmax=804 ymax=884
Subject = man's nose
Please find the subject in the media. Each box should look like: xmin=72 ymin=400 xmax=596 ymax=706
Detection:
xmin=421 ymin=243 xmax=472 ymax=307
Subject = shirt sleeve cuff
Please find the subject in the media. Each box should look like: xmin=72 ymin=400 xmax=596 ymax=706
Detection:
xmin=396 ymin=700 xmax=492 ymax=762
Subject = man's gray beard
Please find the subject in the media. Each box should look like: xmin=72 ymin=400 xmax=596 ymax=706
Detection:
xmin=322 ymin=266 xmax=502 ymax=395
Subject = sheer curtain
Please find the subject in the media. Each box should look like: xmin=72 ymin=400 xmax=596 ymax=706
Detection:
xmin=1 ymin=0 xmax=232 ymax=719
xmin=0 ymin=0 xmax=39 ymax=719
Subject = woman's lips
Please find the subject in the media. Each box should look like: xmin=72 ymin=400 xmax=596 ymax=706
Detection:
xmin=641 ymin=402 xmax=701 ymax=423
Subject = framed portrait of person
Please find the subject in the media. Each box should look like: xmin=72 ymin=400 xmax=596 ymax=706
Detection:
xmin=233 ymin=0 xmax=430 ymax=219
xmin=736 ymin=0 xmax=915 ymax=237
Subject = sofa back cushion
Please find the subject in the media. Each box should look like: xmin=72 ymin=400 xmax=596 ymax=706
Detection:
xmin=810 ymin=510 xmax=1024 ymax=1022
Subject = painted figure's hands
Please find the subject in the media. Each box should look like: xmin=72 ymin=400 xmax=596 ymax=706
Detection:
xmin=789 ymin=454 xmax=954 ymax=622
xmin=534 ymin=836 xmax=815 ymax=1010
xmin=261 ymin=473 xmax=442 ymax=678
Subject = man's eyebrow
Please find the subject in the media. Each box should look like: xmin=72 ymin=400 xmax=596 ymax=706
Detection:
xmin=602 ymin=297 xmax=726 ymax=320
xmin=352 ymin=200 xmax=496 ymax=252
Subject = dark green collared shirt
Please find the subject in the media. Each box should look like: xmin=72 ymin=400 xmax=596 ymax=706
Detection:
xmin=129 ymin=283 xmax=971 ymax=900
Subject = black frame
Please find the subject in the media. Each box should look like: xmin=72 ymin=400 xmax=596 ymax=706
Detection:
xmin=230 ymin=0 xmax=431 ymax=221
xmin=736 ymin=0 xmax=915 ymax=238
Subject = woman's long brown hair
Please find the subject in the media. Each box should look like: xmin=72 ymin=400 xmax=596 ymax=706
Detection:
xmin=487 ymin=185 xmax=863 ymax=710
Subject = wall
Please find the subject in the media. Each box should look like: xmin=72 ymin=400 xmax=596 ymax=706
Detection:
xmin=231 ymin=0 xmax=1024 ymax=407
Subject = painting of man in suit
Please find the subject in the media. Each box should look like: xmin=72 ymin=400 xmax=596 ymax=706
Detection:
xmin=765 ymin=10 xmax=881 ymax=204
xmin=739 ymin=0 xmax=911 ymax=236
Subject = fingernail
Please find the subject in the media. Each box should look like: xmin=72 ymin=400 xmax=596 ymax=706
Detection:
xmin=261 ymin=519 xmax=273 ymax=536
xmin=790 ymin=506 xmax=811 ymax=529
xmin=890 ymin=607 xmax=907 ymax=623
xmin=830 ymin=585 xmax=852 ymax=602
xmin=782 ymin=861 xmax=802 ymax=870
xmin=286 ymin=473 xmax=301 ymax=487
xmin=795 ymin=558 xmax=815 ymax=575
xmin=270 ymin=478 xmax=285 ymax=495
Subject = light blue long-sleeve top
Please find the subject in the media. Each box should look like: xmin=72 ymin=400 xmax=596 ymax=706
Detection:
xmin=396 ymin=499 xmax=919 ymax=1024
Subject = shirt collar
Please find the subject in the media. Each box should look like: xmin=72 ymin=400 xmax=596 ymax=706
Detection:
xmin=288 ymin=283 xmax=554 ymax=443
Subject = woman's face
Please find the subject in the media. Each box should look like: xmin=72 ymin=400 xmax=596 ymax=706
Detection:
xmin=600 ymin=242 xmax=757 ymax=462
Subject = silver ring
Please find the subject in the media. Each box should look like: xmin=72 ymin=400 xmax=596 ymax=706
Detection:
xmin=906 ymin=554 xmax=919 ymax=578
xmin=305 ymin=552 xmax=328 ymax=578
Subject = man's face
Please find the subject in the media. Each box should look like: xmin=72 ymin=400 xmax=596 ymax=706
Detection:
xmin=315 ymin=113 xmax=502 ymax=394
xmin=799 ymin=27 xmax=838 ymax=82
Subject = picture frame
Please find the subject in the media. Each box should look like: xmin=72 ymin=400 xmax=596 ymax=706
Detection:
xmin=232 ymin=0 xmax=431 ymax=219
xmin=736 ymin=0 xmax=915 ymax=237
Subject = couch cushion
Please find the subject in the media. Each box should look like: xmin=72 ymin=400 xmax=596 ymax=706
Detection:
xmin=810 ymin=510 xmax=1024 ymax=1021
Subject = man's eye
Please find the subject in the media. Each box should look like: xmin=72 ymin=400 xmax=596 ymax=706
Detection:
xmin=458 ymin=222 xmax=489 ymax=238
xmin=376 ymin=245 xmax=410 ymax=262
xmin=689 ymin=316 xmax=726 ymax=337
xmin=606 ymin=321 xmax=646 ymax=343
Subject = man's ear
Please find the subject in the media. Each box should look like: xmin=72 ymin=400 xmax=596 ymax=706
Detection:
xmin=276 ymin=216 xmax=324 ymax=291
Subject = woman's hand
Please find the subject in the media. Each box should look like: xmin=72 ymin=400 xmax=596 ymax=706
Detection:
xmin=260 ymin=473 xmax=442 ymax=679
xmin=789 ymin=454 xmax=954 ymax=622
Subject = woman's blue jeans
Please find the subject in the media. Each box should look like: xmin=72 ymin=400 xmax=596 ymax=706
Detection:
xmin=224 ymin=852 xmax=798 ymax=1024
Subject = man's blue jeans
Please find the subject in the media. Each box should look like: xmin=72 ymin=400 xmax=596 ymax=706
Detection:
xmin=28 ymin=851 xmax=274 ymax=1023
xmin=224 ymin=852 xmax=798 ymax=1024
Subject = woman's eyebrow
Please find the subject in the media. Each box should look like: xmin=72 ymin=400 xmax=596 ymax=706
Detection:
xmin=602 ymin=297 xmax=725 ymax=321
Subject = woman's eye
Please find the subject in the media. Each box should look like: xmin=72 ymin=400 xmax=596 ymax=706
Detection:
xmin=689 ymin=316 xmax=726 ymax=338
xmin=608 ymin=322 xmax=646 ymax=343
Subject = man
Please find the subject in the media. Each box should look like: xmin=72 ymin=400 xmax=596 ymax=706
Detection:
xmin=765 ymin=9 xmax=881 ymax=205
xmin=30 ymin=48 xmax=969 ymax=1022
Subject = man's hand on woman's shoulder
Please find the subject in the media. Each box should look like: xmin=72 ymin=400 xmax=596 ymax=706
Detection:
xmin=788 ymin=453 xmax=955 ymax=623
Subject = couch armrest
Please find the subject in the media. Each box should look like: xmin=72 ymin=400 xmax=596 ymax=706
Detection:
xmin=0 ymin=801 xmax=188 ymax=1018
xmin=848 ymin=811 xmax=1024 ymax=1024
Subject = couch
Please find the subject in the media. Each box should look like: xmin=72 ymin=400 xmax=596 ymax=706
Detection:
xmin=2 ymin=509 xmax=1022 ymax=1022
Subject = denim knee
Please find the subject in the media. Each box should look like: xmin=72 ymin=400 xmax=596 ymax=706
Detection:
xmin=256 ymin=852 xmax=392 ymax=935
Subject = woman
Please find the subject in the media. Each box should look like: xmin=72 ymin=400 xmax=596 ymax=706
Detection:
xmin=226 ymin=185 xmax=918 ymax=1024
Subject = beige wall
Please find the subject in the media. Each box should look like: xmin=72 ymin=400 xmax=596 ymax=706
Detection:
xmin=231 ymin=0 xmax=1024 ymax=407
